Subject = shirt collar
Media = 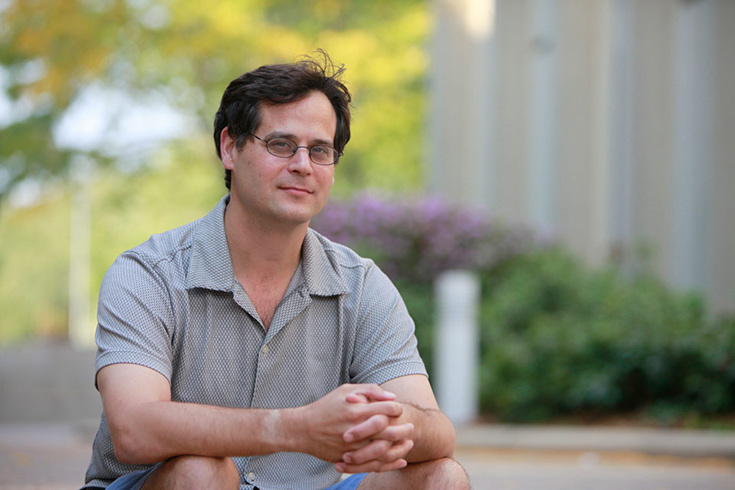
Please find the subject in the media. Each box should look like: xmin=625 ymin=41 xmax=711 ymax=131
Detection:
xmin=186 ymin=195 xmax=348 ymax=297
xmin=185 ymin=195 xmax=234 ymax=291
xmin=301 ymin=228 xmax=349 ymax=297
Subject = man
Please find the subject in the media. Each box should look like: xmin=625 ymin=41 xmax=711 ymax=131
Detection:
xmin=82 ymin=53 xmax=469 ymax=490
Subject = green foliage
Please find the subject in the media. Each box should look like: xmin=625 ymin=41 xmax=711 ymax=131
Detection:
xmin=314 ymin=196 xmax=735 ymax=423
xmin=0 ymin=191 xmax=71 ymax=342
xmin=0 ymin=139 xmax=223 ymax=345
xmin=1 ymin=0 xmax=430 ymax=197
xmin=0 ymin=0 xmax=431 ymax=343
xmin=394 ymin=278 xmax=436 ymax=376
xmin=477 ymin=249 xmax=735 ymax=422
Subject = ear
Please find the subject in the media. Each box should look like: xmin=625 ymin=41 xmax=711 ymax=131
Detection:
xmin=220 ymin=127 xmax=237 ymax=170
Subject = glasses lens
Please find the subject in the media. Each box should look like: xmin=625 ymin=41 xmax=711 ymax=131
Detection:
xmin=310 ymin=145 xmax=337 ymax=165
xmin=266 ymin=138 xmax=297 ymax=157
xmin=264 ymin=137 xmax=338 ymax=165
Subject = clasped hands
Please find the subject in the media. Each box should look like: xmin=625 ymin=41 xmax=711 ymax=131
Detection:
xmin=299 ymin=384 xmax=415 ymax=474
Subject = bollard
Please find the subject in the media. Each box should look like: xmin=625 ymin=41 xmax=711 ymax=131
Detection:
xmin=434 ymin=269 xmax=480 ymax=427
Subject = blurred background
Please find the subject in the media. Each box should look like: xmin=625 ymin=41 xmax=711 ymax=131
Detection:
xmin=1 ymin=0 xmax=734 ymax=430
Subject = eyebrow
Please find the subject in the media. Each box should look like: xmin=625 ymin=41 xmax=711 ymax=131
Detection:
xmin=264 ymin=131 xmax=334 ymax=147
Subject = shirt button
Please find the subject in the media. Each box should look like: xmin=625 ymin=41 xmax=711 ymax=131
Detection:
xmin=261 ymin=344 xmax=269 ymax=354
xmin=247 ymin=471 xmax=256 ymax=481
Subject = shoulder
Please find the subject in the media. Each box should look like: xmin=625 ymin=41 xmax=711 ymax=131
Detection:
xmin=306 ymin=228 xmax=400 ymax=304
xmin=308 ymin=228 xmax=373 ymax=271
xmin=124 ymin=219 xmax=200 ymax=268
xmin=307 ymin=228 xmax=392 ymax=292
xmin=101 ymin=218 xmax=202 ymax=295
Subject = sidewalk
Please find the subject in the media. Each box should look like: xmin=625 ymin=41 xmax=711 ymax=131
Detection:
xmin=457 ymin=423 xmax=735 ymax=459
xmin=0 ymin=421 xmax=96 ymax=489
xmin=2 ymin=342 xmax=735 ymax=489
xmin=2 ymin=420 xmax=735 ymax=490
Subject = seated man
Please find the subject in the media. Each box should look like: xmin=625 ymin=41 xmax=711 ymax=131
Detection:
xmin=82 ymin=52 xmax=470 ymax=490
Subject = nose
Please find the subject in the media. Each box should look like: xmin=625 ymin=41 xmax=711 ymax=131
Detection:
xmin=288 ymin=147 xmax=312 ymax=174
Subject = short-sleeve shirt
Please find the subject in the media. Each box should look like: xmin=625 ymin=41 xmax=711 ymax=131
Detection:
xmin=83 ymin=195 xmax=427 ymax=490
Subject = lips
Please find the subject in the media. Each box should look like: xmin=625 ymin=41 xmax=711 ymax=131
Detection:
xmin=279 ymin=185 xmax=312 ymax=194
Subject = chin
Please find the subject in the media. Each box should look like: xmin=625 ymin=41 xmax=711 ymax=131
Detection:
xmin=276 ymin=202 xmax=326 ymax=224
xmin=273 ymin=209 xmax=316 ymax=226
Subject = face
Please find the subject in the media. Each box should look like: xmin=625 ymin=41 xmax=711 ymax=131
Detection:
xmin=221 ymin=91 xmax=337 ymax=228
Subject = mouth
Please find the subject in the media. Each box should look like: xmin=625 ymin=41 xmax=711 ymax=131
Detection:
xmin=280 ymin=186 xmax=312 ymax=195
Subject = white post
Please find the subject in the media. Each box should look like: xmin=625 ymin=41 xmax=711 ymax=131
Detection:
xmin=435 ymin=269 xmax=480 ymax=426
xmin=68 ymin=156 xmax=94 ymax=349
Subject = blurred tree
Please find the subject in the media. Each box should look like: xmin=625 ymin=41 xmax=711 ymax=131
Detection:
xmin=0 ymin=0 xmax=430 ymax=343
xmin=0 ymin=0 xmax=430 ymax=198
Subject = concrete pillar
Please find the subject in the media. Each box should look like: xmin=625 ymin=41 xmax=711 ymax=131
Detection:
xmin=430 ymin=0 xmax=496 ymax=209
xmin=527 ymin=0 xmax=559 ymax=234
xmin=607 ymin=0 xmax=635 ymax=264
xmin=708 ymin=0 xmax=735 ymax=315
xmin=671 ymin=0 xmax=716 ymax=291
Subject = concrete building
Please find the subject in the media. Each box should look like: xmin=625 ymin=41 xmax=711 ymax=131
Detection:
xmin=430 ymin=0 xmax=734 ymax=314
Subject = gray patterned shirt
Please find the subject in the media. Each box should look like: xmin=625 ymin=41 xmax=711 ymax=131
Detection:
xmin=83 ymin=195 xmax=427 ymax=490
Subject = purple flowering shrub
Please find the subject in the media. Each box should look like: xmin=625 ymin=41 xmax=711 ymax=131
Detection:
xmin=315 ymin=194 xmax=735 ymax=423
xmin=312 ymin=192 xmax=549 ymax=403
xmin=311 ymin=193 xmax=544 ymax=283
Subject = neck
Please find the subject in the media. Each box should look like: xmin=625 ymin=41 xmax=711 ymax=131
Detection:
xmin=224 ymin=203 xmax=308 ymax=282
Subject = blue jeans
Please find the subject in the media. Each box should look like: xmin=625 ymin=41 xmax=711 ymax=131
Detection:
xmin=106 ymin=464 xmax=367 ymax=490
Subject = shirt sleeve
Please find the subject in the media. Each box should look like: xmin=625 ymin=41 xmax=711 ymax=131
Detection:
xmin=94 ymin=251 xmax=176 ymax=385
xmin=349 ymin=263 xmax=428 ymax=385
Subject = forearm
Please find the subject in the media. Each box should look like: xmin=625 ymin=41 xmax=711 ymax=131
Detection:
xmin=111 ymin=400 xmax=296 ymax=464
xmin=400 ymin=403 xmax=456 ymax=463
xmin=109 ymin=383 xmax=403 ymax=466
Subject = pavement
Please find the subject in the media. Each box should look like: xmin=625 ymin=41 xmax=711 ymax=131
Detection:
xmin=2 ymin=343 xmax=735 ymax=489
xmin=454 ymin=424 xmax=735 ymax=489
xmin=2 ymin=421 xmax=735 ymax=489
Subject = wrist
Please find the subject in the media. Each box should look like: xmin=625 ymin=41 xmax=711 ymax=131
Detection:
xmin=272 ymin=406 xmax=304 ymax=453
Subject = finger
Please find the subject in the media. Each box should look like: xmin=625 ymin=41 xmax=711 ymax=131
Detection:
xmin=342 ymin=438 xmax=413 ymax=466
xmin=343 ymin=414 xmax=390 ymax=443
xmin=335 ymin=457 xmax=408 ymax=474
xmin=379 ymin=438 xmax=414 ymax=463
xmin=342 ymin=410 xmax=410 ymax=444
xmin=343 ymin=402 xmax=403 ymax=442
xmin=373 ymin=458 xmax=409 ymax=473
xmin=372 ymin=422 xmax=415 ymax=443
xmin=345 ymin=393 xmax=369 ymax=404
xmin=344 ymin=384 xmax=396 ymax=402
xmin=352 ymin=400 xmax=402 ymax=420
xmin=342 ymin=439 xmax=393 ymax=465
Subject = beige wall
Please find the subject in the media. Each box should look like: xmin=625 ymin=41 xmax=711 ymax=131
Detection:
xmin=431 ymin=0 xmax=734 ymax=314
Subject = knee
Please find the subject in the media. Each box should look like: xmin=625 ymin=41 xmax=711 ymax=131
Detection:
xmin=420 ymin=458 xmax=470 ymax=490
xmin=148 ymin=455 xmax=239 ymax=489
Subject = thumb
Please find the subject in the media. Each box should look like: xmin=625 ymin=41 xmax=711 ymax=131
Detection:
xmin=347 ymin=385 xmax=396 ymax=403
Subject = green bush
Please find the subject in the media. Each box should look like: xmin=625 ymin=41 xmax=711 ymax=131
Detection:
xmin=478 ymin=247 xmax=735 ymax=422
xmin=313 ymin=195 xmax=735 ymax=423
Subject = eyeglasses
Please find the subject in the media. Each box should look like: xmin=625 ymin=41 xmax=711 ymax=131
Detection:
xmin=251 ymin=134 xmax=342 ymax=166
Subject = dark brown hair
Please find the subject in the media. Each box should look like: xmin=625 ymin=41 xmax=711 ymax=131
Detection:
xmin=213 ymin=51 xmax=352 ymax=189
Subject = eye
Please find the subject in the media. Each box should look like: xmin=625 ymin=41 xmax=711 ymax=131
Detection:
xmin=270 ymin=138 xmax=296 ymax=150
xmin=311 ymin=145 xmax=329 ymax=155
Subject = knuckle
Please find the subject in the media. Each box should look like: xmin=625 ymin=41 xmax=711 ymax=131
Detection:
xmin=346 ymin=441 xmax=364 ymax=452
xmin=346 ymin=408 xmax=363 ymax=423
